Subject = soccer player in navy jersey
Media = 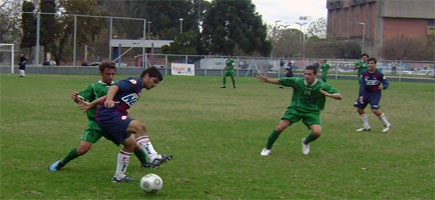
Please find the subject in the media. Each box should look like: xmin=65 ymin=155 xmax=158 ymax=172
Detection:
xmin=96 ymin=67 xmax=172 ymax=183
xmin=354 ymin=57 xmax=391 ymax=133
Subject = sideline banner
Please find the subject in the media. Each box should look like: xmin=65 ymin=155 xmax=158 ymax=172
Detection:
xmin=171 ymin=63 xmax=195 ymax=76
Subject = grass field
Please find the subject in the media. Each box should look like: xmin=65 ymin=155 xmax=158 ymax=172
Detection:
xmin=1 ymin=73 xmax=434 ymax=199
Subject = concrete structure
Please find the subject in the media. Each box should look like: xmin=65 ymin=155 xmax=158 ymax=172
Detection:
xmin=326 ymin=0 xmax=435 ymax=58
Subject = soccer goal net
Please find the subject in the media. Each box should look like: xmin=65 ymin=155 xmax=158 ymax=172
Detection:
xmin=0 ymin=43 xmax=15 ymax=74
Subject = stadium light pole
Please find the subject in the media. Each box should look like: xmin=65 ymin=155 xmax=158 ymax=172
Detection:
xmin=179 ymin=18 xmax=183 ymax=33
xmin=295 ymin=22 xmax=307 ymax=58
xmin=148 ymin=21 xmax=152 ymax=39
xmin=360 ymin=22 xmax=365 ymax=54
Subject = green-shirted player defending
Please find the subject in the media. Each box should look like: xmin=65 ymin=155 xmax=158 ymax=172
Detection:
xmin=320 ymin=59 xmax=330 ymax=82
xmin=221 ymin=54 xmax=236 ymax=88
xmin=354 ymin=53 xmax=369 ymax=83
xmin=257 ymin=65 xmax=343 ymax=156
xmin=49 ymin=62 xmax=151 ymax=172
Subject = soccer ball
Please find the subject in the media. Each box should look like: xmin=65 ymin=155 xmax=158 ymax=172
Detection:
xmin=140 ymin=173 xmax=163 ymax=193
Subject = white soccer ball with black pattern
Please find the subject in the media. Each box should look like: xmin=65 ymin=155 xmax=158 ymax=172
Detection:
xmin=140 ymin=173 xmax=163 ymax=193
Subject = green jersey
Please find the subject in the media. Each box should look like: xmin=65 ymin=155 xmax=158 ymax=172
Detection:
xmin=355 ymin=60 xmax=368 ymax=77
xmin=321 ymin=64 xmax=330 ymax=76
xmin=279 ymin=77 xmax=339 ymax=112
xmin=225 ymin=58 xmax=235 ymax=72
xmin=78 ymin=80 xmax=114 ymax=121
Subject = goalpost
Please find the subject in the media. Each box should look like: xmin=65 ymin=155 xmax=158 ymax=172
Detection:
xmin=0 ymin=43 xmax=15 ymax=74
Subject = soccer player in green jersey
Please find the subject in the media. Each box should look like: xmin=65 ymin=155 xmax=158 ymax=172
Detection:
xmin=221 ymin=54 xmax=236 ymax=88
xmin=354 ymin=53 xmax=369 ymax=83
xmin=320 ymin=59 xmax=330 ymax=82
xmin=49 ymin=62 xmax=151 ymax=172
xmin=257 ymin=65 xmax=343 ymax=156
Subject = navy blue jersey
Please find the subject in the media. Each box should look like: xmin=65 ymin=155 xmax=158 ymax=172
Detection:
xmin=98 ymin=77 xmax=143 ymax=116
xmin=359 ymin=69 xmax=389 ymax=96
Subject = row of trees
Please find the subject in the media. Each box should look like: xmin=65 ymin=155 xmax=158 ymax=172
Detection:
xmin=1 ymin=0 xmax=433 ymax=64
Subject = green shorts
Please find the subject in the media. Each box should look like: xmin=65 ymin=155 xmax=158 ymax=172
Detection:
xmin=281 ymin=107 xmax=321 ymax=128
xmin=224 ymin=71 xmax=234 ymax=77
xmin=81 ymin=120 xmax=104 ymax=143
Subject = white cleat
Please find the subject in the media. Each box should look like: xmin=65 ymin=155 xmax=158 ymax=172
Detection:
xmin=356 ymin=127 xmax=371 ymax=132
xmin=382 ymin=124 xmax=391 ymax=133
xmin=260 ymin=148 xmax=271 ymax=156
xmin=302 ymin=138 xmax=310 ymax=155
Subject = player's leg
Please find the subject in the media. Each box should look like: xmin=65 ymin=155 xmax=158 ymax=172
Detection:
xmin=370 ymin=96 xmax=391 ymax=132
xmin=49 ymin=122 xmax=101 ymax=172
xmin=230 ymin=73 xmax=236 ymax=88
xmin=261 ymin=108 xmax=300 ymax=156
xmin=221 ymin=74 xmax=227 ymax=88
xmin=354 ymin=98 xmax=371 ymax=131
xmin=301 ymin=113 xmax=322 ymax=155
xmin=112 ymin=135 xmax=136 ymax=183
xmin=132 ymin=142 xmax=152 ymax=168
xmin=127 ymin=120 xmax=172 ymax=167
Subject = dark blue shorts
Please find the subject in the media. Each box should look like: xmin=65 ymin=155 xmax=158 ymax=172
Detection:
xmin=97 ymin=111 xmax=132 ymax=146
xmin=353 ymin=93 xmax=382 ymax=110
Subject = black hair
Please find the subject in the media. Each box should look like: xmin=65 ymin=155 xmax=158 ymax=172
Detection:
xmin=367 ymin=57 xmax=377 ymax=63
xmin=140 ymin=66 xmax=163 ymax=81
xmin=361 ymin=53 xmax=369 ymax=58
xmin=305 ymin=65 xmax=318 ymax=74
xmin=99 ymin=62 xmax=117 ymax=73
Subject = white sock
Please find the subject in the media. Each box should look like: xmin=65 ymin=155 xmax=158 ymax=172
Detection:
xmin=378 ymin=113 xmax=391 ymax=126
xmin=19 ymin=70 xmax=25 ymax=77
xmin=114 ymin=150 xmax=131 ymax=179
xmin=136 ymin=136 xmax=159 ymax=161
xmin=360 ymin=114 xmax=370 ymax=128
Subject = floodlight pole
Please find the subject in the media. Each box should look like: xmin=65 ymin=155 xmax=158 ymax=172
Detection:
xmin=360 ymin=22 xmax=366 ymax=54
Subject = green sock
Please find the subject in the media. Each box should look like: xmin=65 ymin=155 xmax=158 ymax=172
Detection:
xmin=223 ymin=77 xmax=226 ymax=85
xmin=304 ymin=133 xmax=318 ymax=144
xmin=61 ymin=148 xmax=80 ymax=164
xmin=231 ymin=77 xmax=236 ymax=87
xmin=134 ymin=149 xmax=148 ymax=164
xmin=265 ymin=129 xmax=280 ymax=149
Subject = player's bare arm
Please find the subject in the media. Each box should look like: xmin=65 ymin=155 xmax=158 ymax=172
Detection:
xmin=104 ymin=85 xmax=120 ymax=108
xmin=71 ymin=91 xmax=82 ymax=103
xmin=257 ymin=74 xmax=280 ymax=84
xmin=77 ymin=96 xmax=106 ymax=112
xmin=320 ymin=90 xmax=343 ymax=100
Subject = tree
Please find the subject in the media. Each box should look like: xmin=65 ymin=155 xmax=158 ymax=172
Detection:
xmin=306 ymin=17 xmax=327 ymax=39
xmin=1 ymin=0 xmax=22 ymax=43
xmin=20 ymin=1 xmax=36 ymax=51
xmin=201 ymin=0 xmax=270 ymax=56
xmin=381 ymin=35 xmax=432 ymax=60
xmin=161 ymin=31 xmax=199 ymax=55
xmin=39 ymin=0 xmax=56 ymax=58
xmin=272 ymin=28 xmax=301 ymax=58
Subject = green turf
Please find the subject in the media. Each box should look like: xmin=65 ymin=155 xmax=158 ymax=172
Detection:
xmin=1 ymin=74 xmax=434 ymax=199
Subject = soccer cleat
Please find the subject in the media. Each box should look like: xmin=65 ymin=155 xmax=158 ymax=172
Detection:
xmin=141 ymin=162 xmax=153 ymax=168
xmin=382 ymin=124 xmax=391 ymax=133
xmin=220 ymin=85 xmax=226 ymax=88
xmin=302 ymin=138 xmax=310 ymax=155
xmin=111 ymin=176 xmax=135 ymax=183
xmin=48 ymin=160 xmax=65 ymax=172
xmin=260 ymin=148 xmax=271 ymax=156
xmin=356 ymin=127 xmax=371 ymax=132
xmin=150 ymin=154 xmax=173 ymax=168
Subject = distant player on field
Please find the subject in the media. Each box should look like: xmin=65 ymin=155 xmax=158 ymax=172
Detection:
xmin=354 ymin=53 xmax=369 ymax=84
xmin=257 ymin=65 xmax=343 ymax=156
xmin=49 ymin=62 xmax=153 ymax=172
xmin=320 ymin=59 xmax=330 ymax=82
xmin=221 ymin=54 xmax=236 ymax=88
xmin=96 ymin=67 xmax=172 ymax=183
xmin=354 ymin=57 xmax=391 ymax=133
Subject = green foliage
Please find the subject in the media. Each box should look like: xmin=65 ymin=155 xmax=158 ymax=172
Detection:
xmin=0 ymin=74 xmax=434 ymax=199
xmin=201 ymin=0 xmax=270 ymax=56
xmin=39 ymin=0 xmax=56 ymax=51
xmin=20 ymin=1 xmax=36 ymax=49
xmin=161 ymin=31 xmax=199 ymax=55
xmin=382 ymin=35 xmax=433 ymax=60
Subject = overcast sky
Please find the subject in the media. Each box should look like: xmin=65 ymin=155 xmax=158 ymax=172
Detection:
xmin=251 ymin=0 xmax=328 ymax=28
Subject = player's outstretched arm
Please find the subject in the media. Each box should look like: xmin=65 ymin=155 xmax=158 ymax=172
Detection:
xmin=320 ymin=90 xmax=343 ymax=100
xmin=77 ymin=96 xmax=106 ymax=112
xmin=257 ymin=73 xmax=280 ymax=85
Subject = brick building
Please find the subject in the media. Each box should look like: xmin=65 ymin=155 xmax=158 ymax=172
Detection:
xmin=326 ymin=0 xmax=435 ymax=58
